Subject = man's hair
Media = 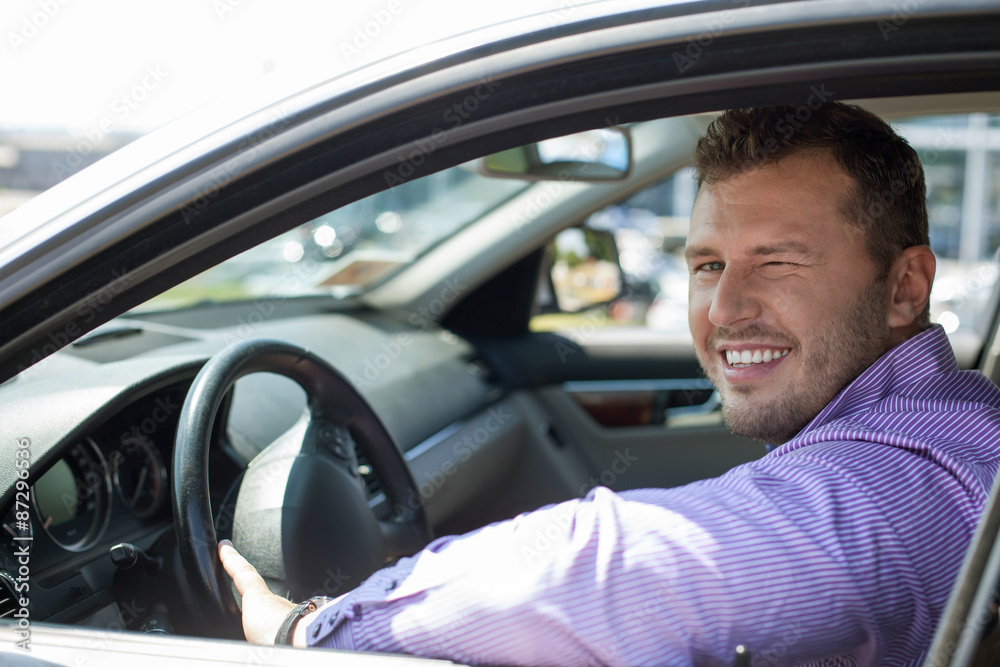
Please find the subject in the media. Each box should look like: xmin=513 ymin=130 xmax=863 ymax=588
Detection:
xmin=694 ymin=102 xmax=930 ymax=326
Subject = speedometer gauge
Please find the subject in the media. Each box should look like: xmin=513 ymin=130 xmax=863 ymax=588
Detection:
xmin=1 ymin=503 xmax=32 ymax=552
xmin=31 ymin=438 xmax=111 ymax=552
xmin=111 ymin=435 xmax=167 ymax=519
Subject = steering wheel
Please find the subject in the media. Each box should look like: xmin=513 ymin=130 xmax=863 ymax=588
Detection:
xmin=171 ymin=338 xmax=433 ymax=637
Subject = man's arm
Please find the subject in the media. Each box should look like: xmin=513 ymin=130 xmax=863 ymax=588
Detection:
xmin=221 ymin=442 xmax=974 ymax=665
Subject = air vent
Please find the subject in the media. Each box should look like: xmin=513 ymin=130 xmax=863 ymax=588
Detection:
xmin=0 ymin=571 xmax=19 ymax=620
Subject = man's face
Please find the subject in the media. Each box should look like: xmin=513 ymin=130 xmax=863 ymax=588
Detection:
xmin=685 ymin=151 xmax=893 ymax=444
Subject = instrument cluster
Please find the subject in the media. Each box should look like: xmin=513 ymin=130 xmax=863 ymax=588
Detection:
xmin=2 ymin=385 xmax=186 ymax=572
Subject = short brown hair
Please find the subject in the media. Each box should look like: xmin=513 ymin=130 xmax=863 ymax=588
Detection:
xmin=694 ymin=103 xmax=929 ymax=305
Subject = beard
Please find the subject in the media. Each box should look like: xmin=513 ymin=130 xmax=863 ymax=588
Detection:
xmin=698 ymin=279 xmax=893 ymax=445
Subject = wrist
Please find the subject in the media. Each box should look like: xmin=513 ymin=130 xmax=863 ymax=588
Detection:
xmin=275 ymin=597 xmax=334 ymax=646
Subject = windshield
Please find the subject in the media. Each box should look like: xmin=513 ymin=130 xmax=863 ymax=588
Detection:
xmin=137 ymin=165 xmax=530 ymax=311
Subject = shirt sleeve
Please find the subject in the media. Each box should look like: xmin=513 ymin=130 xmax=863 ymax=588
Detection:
xmin=303 ymin=442 xmax=978 ymax=666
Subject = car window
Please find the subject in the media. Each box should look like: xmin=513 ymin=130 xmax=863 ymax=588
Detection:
xmin=135 ymin=165 xmax=530 ymax=311
xmin=531 ymin=112 xmax=1000 ymax=366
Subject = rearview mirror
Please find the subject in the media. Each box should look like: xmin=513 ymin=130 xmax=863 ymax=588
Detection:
xmin=479 ymin=127 xmax=631 ymax=182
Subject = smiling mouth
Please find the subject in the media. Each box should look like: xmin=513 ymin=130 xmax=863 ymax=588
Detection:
xmin=724 ymin=348 xmax=791 ymax=368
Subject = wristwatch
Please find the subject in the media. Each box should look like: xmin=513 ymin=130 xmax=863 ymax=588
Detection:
xmin=274 ymin=596 xmax=334 ymax=645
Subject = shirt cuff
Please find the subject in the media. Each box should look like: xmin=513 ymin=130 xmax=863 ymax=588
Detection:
xmin=304 ymin=566 xmax=404 ymax=650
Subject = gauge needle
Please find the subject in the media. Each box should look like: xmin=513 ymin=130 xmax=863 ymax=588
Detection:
xmin=3 ymin=524 xmax=15 ymax=538
xmin=130 ymin=467 xmax=148 ymax=507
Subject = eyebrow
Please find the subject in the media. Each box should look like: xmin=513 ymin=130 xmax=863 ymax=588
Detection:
xmin=684 ymin=242 xmax=818 ymax=262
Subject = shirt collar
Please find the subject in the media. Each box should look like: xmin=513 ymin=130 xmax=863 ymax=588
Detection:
xmin=786 ymin=324 xmax=958 ymax=443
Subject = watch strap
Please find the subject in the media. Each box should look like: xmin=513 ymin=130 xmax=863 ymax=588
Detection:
xmin=274 ymin=596 xmax=332 ymax=645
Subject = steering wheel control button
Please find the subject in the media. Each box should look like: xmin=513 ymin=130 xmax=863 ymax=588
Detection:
xmin=318 ymin=422 xmax=354 ymax=460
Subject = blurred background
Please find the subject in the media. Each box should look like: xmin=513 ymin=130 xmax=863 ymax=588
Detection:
xmin=0 ymin=0 xmax=578 ymax=214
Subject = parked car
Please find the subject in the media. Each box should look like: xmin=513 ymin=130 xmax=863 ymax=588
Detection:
xmin=1 ymin=1 xmax=1000 ymax=665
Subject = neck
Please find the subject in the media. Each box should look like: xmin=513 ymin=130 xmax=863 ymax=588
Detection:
xmin=889 ymin=323 xmax=928 ymax=348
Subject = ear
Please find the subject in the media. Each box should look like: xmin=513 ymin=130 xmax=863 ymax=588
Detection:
xmin=886 ymin=245 xmax=936 ymax=335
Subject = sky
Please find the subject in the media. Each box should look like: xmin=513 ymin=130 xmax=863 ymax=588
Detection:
xmin=0 ymin=0 xmax=598 ymax=134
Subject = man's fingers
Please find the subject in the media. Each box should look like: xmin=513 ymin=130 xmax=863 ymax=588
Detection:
xmin=219 ymin=539 xmax=271 ymax=598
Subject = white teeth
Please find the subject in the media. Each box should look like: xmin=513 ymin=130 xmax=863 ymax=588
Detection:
xmin=725 ymin=348 xmax=789 ymax=367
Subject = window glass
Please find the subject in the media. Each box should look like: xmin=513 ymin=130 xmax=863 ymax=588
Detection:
xmin=136 ymin=165 xmax=530 ymax=311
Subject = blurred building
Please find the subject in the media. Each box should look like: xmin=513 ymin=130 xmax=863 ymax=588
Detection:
xmin=0 ymin=127 xmax=140 ymax=217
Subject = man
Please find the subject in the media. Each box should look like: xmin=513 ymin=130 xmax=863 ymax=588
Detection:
xmin=220 ymin=103 xmax=1000 ymax=665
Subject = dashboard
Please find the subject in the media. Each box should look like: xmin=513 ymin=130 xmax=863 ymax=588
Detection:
xmin=0 ymin=305 xmax=503 ymax=633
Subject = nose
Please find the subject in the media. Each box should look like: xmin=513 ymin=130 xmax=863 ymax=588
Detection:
xmin=707 ymin=268 xmax=760 ymax=327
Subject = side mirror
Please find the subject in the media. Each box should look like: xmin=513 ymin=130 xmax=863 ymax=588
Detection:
xmin=541 ymin=227 xmax=624 ymax=313
xmin=479 ymin=127 xmax=631 ymax=182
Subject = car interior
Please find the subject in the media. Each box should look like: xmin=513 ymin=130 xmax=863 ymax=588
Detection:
xmin=1 ymin=2 xmax=999 ymax=663
xmin=2 ymin=91 xmax=1000 ymax=653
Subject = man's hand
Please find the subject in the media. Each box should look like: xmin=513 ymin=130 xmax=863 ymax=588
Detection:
xmin=218 ymin=539 xmax=295 ymax=646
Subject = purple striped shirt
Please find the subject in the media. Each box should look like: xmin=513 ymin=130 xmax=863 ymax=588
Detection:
xmin=306 ymin=325 xmax=1000 ymax=665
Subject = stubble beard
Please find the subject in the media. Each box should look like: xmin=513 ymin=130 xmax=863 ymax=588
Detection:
xmin=699 ymin=280 xmax=893 ymax=445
